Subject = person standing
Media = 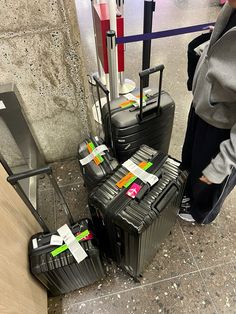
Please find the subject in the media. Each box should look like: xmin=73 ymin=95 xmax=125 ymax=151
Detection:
xmin=179 ymin=1 xmax=236 ymax=224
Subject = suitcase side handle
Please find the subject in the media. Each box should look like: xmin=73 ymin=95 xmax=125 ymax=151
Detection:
xmin=139 ymin=64 xmax=164 ymax=122
xmin=7 ymin=166 xmax=75 ymax=230
xmin=93 ymin=75 xmax=115 ymax=156
xmin=152 ymin=183 xmax=178 ymax=213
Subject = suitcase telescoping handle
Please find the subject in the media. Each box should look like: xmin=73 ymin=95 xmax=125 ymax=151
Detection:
xmin=93 ymin=75 xmax=115 ymax=156
xmin=7 ymin=165 xmax=75 ymax=233
xmin=139 ymin=64 xmax=165 ymax=122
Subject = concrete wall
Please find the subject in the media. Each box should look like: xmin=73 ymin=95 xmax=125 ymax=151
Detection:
xmin=0 ymin=0 xmax=93 ymax=163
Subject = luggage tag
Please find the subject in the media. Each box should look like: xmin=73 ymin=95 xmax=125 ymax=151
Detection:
xmin=122 ymin=159 xmax=159 ymax=187
xmin=126 ymin=183 xmax=142 ymax=199
xmin=51 ymin=226 xmax=89 ymax=261
xmin=87 ymin=142 xmax=104 ymax=165
xmin=116 ymin=161 xmax=153 ymax=189
xmin=79 ymin=143 xmax=108 ymax=166
xmin=118 ymin=90 xmax=151 ymax=109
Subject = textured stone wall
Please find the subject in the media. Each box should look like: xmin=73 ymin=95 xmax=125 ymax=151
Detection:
xmin=0 ymin=0 xmax=94 ymax=163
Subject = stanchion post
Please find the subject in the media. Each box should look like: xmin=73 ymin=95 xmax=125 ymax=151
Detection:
xmin=107 ymin=30 xmax=119 ymax=100
xmin=142 ymin=0 xmax=156 ymax=88
xmin=117 ymin=0 xmax=124 ymax=15
xmin=91 ymin=0 xmax=106 ymax=84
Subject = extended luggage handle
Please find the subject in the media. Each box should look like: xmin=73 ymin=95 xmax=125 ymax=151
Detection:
xmin=7 ymin=165 xmax=75 ymax=233
xmin=139 ymin=64 xmax=165 ymax=122
xmin=93 ymin=75 xmax=115 ymax=156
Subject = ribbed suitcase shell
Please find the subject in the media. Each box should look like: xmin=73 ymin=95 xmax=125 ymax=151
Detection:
xmin=89 ymin=145 xmax=187 ymax=278
xmin=29 ymin=219 xmax=105 ymax=296
xmin=78 ymin=136 xmax=118 ymax=190
xmin=102 ymin=90 xmax=175 ymax=162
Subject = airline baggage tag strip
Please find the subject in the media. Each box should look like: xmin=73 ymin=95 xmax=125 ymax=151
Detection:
xmin=123 ymin=160 xmax=159 ymax=186
xmin=57 ymin=224 xmax=87 ymax=264
xmin=79 ymin=144 xmax=108 ymax=166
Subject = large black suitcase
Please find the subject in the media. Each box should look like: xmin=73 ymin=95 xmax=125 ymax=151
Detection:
xmin=78 ymin=135 xmax=118 ymax=190
xmin=94 ymin=65 xmax=175 ymax=162
xmin=88 ymin=145 xmax=187 ymax=279
xmin=7 ymin=166 xmax=104 ymax=296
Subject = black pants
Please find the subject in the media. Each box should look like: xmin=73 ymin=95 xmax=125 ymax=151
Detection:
xmin=181 ymin=106 xmax=236 ymax=224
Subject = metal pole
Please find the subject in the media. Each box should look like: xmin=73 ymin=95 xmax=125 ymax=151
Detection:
xmin=117 ymin=0 xmax=124 ymax=15
xmin=107 ymin=30 xmax=119 ymax=100
xmin=91 ymin=0 xmax=106 ymax=83
xmin=142 ymin=0 xmax=156 ymax=88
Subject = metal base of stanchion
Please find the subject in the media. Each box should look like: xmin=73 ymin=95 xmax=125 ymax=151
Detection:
xmin=90 ymin=72 xmax=106 ymax=86
xmin=92 ymin=97 xmax=107 ymax=124
xmin=119 ymin=78 xmax=136 ymax=95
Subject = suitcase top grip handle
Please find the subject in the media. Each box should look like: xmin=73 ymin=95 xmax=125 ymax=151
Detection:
xmin=7 ymin=165 xmax=52 ymax=185
xmin=139 ymin=64 xmax=164 ymax=122
xmin=139 ymin=64 xmax=164 ymax=78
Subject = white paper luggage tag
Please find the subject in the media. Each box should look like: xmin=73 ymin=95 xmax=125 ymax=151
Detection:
xmin=123 ymin=90 xmax=152 ymax=108
xmin=57 ymin=224 xmax=87 ymax=264
xmin=122 ymin=159 xmax=159 ymax=186
xmin=79 ymin=144 xmax=108 ymax=166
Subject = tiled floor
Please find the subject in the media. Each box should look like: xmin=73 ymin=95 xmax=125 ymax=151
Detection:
xmin=38 ymin=157 xmax=236 ymax=314
xmin=40 ymin=0 xmax=236 ymax=313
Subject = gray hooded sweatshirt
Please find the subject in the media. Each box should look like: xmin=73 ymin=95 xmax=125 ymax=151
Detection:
xmin=192 ymin=3 xmax=236 ymax=184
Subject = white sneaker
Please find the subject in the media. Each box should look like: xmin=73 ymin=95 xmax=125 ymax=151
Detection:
xmin=178 ymin=211 xmax=195 ymax=223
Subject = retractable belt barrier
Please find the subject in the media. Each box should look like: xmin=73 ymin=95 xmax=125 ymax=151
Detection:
xmin=116 ymin=22 xmax=215 ymax=45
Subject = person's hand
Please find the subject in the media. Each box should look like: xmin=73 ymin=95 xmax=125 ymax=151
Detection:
xmin=208 ymin=25 xmax=215 ymax=32
xmin=199 ymin=175 xmax=212 ymax=185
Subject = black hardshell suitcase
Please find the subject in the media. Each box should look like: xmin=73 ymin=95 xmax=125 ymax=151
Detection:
xmin=88 ymin=145 xmax=187 ymax=279
xmin=94 ymin=65 xmax=175 ymax=162
xmin=7 ymin=166 xmax=104 ymax=296
xmin=78 ymin=135 xmax=118 ymax=190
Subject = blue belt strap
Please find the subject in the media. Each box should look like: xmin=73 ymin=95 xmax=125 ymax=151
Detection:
xmin=116 ymin=22 xmax=215 ymax=44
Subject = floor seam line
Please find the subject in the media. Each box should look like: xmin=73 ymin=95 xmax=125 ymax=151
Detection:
xmin=65 ymin=269 xmax=202 ymax=307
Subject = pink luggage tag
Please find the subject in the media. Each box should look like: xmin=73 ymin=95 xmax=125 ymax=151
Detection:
xmin=126 ymin=183 xmax=142 ymax=199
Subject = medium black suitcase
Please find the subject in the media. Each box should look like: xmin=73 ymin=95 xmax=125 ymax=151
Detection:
xmin=94 ymin=65 xmax=175 ymax=162
xmin=78 ymin=135 xmax=118 ymax=190
xmin=88 ymin=145 xmax=187 ymax=279
xmin=7 ymin=166 xmax=104 ymax=296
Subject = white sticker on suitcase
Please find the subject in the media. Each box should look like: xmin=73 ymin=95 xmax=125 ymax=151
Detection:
xmin=0 ymin=100 xmax=6 ymax=110
xmin=57 ymin=224 xmax=87 ymax=264
xmin=50 ymin=235 xmax=63 ymax=246
xmin=32 ymin=238 xmax=38 ymax=249
xmin=122 ymin=159 xmax=159 ymax=186
xmin=79 ymin=144 xmax=108 ymax=166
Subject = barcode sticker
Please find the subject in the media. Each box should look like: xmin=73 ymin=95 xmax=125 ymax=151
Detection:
xmin=57 ymin=224 xmax=87 ymax=264
xmin=32 ymin=238 xmax=38 ymax=249
xmin=50 ymin=235 xmax=63 ymax=246
xmin=0 ymin=100 xmax=6 ymax=110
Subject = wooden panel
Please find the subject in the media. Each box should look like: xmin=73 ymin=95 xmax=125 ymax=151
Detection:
xmin=0 ymin=165 xmax=47 ymax=314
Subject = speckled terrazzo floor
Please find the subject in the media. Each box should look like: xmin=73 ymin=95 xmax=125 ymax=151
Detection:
xmin=40 ymin=0 xmax=236 ymax=313
xmin=37 ymin=157 xmax=236 ymax=314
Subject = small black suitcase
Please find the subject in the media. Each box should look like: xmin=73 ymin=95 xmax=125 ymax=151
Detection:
xmin=94 ymin=65 xmax=175 ymax=162
xmin=7 ymin=166 xmax=104 ymax=296
xmin=88 ymin=145 xmax=187 ymax=279
xmin=78 ymin=135 xmax=118 ymax=190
